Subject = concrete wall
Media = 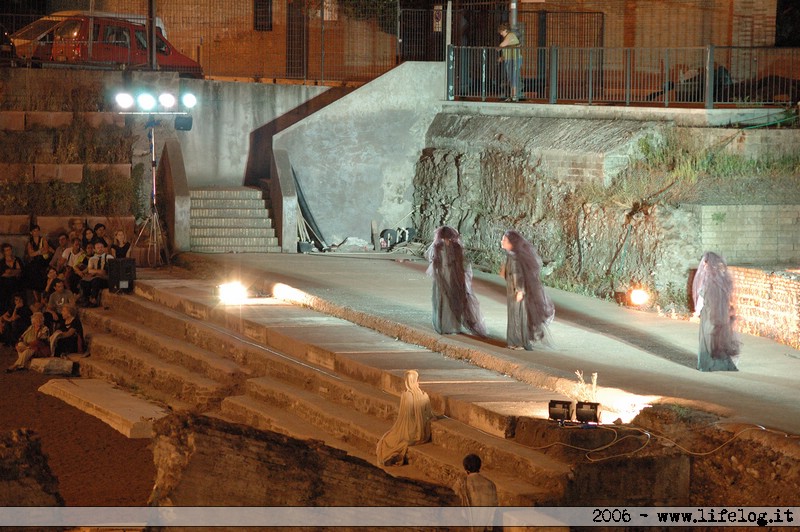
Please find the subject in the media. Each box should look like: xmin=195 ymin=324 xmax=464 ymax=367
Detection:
xmin=273 ymin=62 xmax=446 ymax=247
xmin=176 ymin=79 xmax=329 ymax=187
xmin=685 ymin=204 xmax=800 ymax=265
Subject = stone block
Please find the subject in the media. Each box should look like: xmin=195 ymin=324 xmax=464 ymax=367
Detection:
xmin=26 ymin=111 xmax=73 ymax=129
xmin=33 ymin=164 xmax=84 ymax=183
xmin=0 ymin=111 xmax=25 ymax=131
xmin=0 ymin=215 xmax=32 ymax=234
xmin=78 ymin=112 xmax=126 ymax=128
xmin=30 ymin=357 xmax=74 ymax=376
xmin=86 ymin=163 xmax=131 ymax=179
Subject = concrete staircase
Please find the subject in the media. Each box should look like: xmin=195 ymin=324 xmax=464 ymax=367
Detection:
xmin=189 ymin=186 xmax=280 ymax=253
xmin=72 ymin=279 xmax=574 ymax=506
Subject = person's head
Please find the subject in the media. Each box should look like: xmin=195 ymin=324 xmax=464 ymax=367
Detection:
xmin=434 ymin=225 xmax=460 ymax=244
xmin=2 ymin=243 xmax=12 ymax=256
xmin=31 ymin=312 xmax=44 ymax=327
xmin=70 ymin=218 xmax=85 ymax=231
xmin=501 ymin=229 xmax=528 ymax=252
xmin=84 ymin=228 xmax=95 ymax=242
xmin=114 ymin=230 xmax=127 ymax=244
xmin=53 ymin=279 xmax=65 ymax=292
xmin=498 ymin=23 xmax=509 ymax=36
xmin=94 ymin=240 xmax=106 ymax=255
xmin=57 ymin=233 xmax=68 ymax=248
xmin=12 ymin=293 xmax=24 ymax=307
xmin=94 ymin=223 xmax=106 ymax=237
xmin=463 ymin=453 xmax=482 ymax=473
xmin=85 ymin=242 xmax=95 ymax=255
xmin=61 ymin=305 xmax=76 ymax=320
xmin=30 ymin=224 xmax=41 ymax=236
xmin=404 ymin=369 xmax=420 ymax=391
xmin=71 ymin=238 xmax=82 ymax=251
xmin=47 ymin=266 xmax=57 ymax=279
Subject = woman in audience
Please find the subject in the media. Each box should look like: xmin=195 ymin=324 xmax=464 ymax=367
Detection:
xmin=82 ymin=228 xmax=96 ymax=248
xmin=111 ymin=230 xmax=131 ymax=258
xmin=24 ymin=224 xmax=52 ymax=303
xmin=6 ymin=311 xmax=50 ymax=372
xmin=50 ymin=304 xmax=84 ymax=357
xmin=1 ymin=293 xmax=31 ymax=347
xmin=0 ymin=243 xmax=23 ymax=310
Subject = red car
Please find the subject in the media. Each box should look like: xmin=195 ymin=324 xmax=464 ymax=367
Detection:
xmin=12 ymin=11 xmax=202 ymax=78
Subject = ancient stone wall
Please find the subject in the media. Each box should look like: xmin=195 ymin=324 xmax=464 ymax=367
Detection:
xmin=150 ymin=414 xmax=458 ymax=508
xmin=0 ymin=430 xmax=63 ymax=506
xmin=730 ymin=267 xmax=800 ymax=350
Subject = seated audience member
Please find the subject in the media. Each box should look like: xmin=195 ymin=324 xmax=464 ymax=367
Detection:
xmin=32 ymin=266 xmax=60 ymax=311
xmin=79 ymin=240 xmax=112 ymax=307
xmin=24 ymin=224 xmax=53 ymax=303
xmin=62 ymin=238 xmax=87 ymax=293
xmin=45 ymin=278 xmax=76 ymax=328
xmin=68 ymin=218 xmax=86 ymax=243
xmin=111 ymin=230 xmax=131 ymax=258
xmin=94 ymin=223 xmax=112 ymax=248
xmin=1 ymin=293 xmax=32 ymax=347
xmin=0 ymin=243 xmax=23 ymax=309
xmin=7 ymin=311 xmax=50 ymax=372
xmin=82 ymin=228 xmax=96 ymax=249
xmin=49 ymin=305 xmax=84 ymax=357
xmin=50 ymin=233 xmax=69 ymax=273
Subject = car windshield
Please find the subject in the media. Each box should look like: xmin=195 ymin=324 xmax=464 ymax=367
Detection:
xmin=11 ymin=18 xmax=61 ymax=41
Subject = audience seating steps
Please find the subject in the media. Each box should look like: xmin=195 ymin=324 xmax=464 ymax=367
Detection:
xmin=189 ymin=186 xmax=279 ymax=253
xmin=73 ymin=282 xmax=573 ymax=504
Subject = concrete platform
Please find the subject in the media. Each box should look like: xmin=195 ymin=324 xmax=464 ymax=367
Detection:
xmin=38 ymin=378 xmax=170 ymax=438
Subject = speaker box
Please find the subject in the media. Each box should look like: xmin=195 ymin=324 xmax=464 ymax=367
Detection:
xmin=108 ymin=258 xmax=136 ymax=293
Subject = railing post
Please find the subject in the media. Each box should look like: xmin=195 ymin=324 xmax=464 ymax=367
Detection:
xmin=588 ymin=48 xmax=594 ymax=104
xmin=548 ymin=46 xmax=558 ymax=104
xmin=481 ymin=47 xmax=488 ymax=101
xmin=625 ymin=48 xmax=631 ymax=106
xmin=704 ymin=45 xmax=715 ymax=109
xmin=446 ymin=44 xmax=455 ymax=101
xmin=663 ymin=49 xmax=669 ymax=108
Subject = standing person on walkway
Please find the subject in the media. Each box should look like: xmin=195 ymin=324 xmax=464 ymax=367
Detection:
xmin=497 ymin=23 xmax=522 ymax=101
xmin=500 ymin=230 xmax=554 ymax=350
xmin=456 ymin=453 xmax=499 ymax=531
xmin=426 ymin=226 xmax=487 ymax=337
xmin=376 ymin=369 xmax=433 ymax=466
xmin=693 ymin=252 xmax=740 ymax=371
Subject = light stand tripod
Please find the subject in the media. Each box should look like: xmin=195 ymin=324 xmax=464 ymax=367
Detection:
xmin=133 ymin=116 xmax=170 ymax=267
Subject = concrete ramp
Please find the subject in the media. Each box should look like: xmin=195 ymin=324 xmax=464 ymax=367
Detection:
xmin=38 ymin=378 xmax=170 ymax=439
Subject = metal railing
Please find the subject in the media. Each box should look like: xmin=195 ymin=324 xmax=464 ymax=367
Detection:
xmin=447 ymin=45 xmax=800 ymax=108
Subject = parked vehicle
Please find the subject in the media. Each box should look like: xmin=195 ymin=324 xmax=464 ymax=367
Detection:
xmin=11 ymin=11 xmax=202 ymax=78
xmin=0 ymin=23 xmax=16 ymax=66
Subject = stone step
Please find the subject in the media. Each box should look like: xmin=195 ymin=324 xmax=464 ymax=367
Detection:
xmin=191 ymin=245 xmax=282 ymax=254
xmin=80 ymin=306 xmax=248 ymax=385
xmin=190 ymin=187 xmax=264 ymax=200
xmin=238 ymin=375 xmax=569 ymax=495
xmin=190 ymin=236 xmax=279 ymax=248
xmin=189 ymin=207 xmax=270 ymax=218
xmin=220 ymin=379 xmax=556 ymax=505
xmin=190 ymin=217 xmax=273 ymax=229
xmin=190 ymin=227 xmax=275 ymax=238
xmin=191 ymin=198 xmax=266 ymax=209
xmin=38 ymin=378 xmax=169 ymax=439
xmin=84 ymin=333 xmax=232 ymax=410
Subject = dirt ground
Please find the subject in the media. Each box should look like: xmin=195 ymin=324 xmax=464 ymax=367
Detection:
xmin=0 ymin=346 xmax=155 ymax=506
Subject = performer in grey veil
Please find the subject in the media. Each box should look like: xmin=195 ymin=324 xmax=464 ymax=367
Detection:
xmin=376 ymin=369 xmax=433 ymax=466
xmin=425 ymin=226 xmax=487 ymax=337
xmin=501 ymin=230 xmax=554 ymax=350
xmin=693 ymin=252 xmax=740 ymax=371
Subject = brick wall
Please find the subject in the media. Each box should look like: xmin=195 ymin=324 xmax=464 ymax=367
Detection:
xmin=730 ymin=266 xmax=800 ymax=350
xmin=685 ymin=204 xmax=800 ymax=266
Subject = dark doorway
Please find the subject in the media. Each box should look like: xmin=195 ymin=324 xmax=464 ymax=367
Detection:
xmin=286 ymin=0 xmax=308 ymax=78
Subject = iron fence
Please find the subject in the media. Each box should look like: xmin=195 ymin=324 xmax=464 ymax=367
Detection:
xmin=447 ymin=45 xmax=800 ymax=108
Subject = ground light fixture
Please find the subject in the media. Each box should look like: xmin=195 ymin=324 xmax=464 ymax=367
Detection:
xmin=575 ymin=401 xmax=601 ymax=423
xmin=218 ymin=282 xmax=249 ymax=305
xmin=548 ymin=400 xmax=573 ymax=421
xmin=628 ymin=288 xmax=650 ymax=306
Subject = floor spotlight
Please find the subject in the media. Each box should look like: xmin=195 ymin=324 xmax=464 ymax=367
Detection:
xmin=548 ymin=400 xmax=573 ymax=421
xmin=575 ymin=401 xmax=601 ymax=423
xmin=218 ymin=281 xmax=248 ymax=305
